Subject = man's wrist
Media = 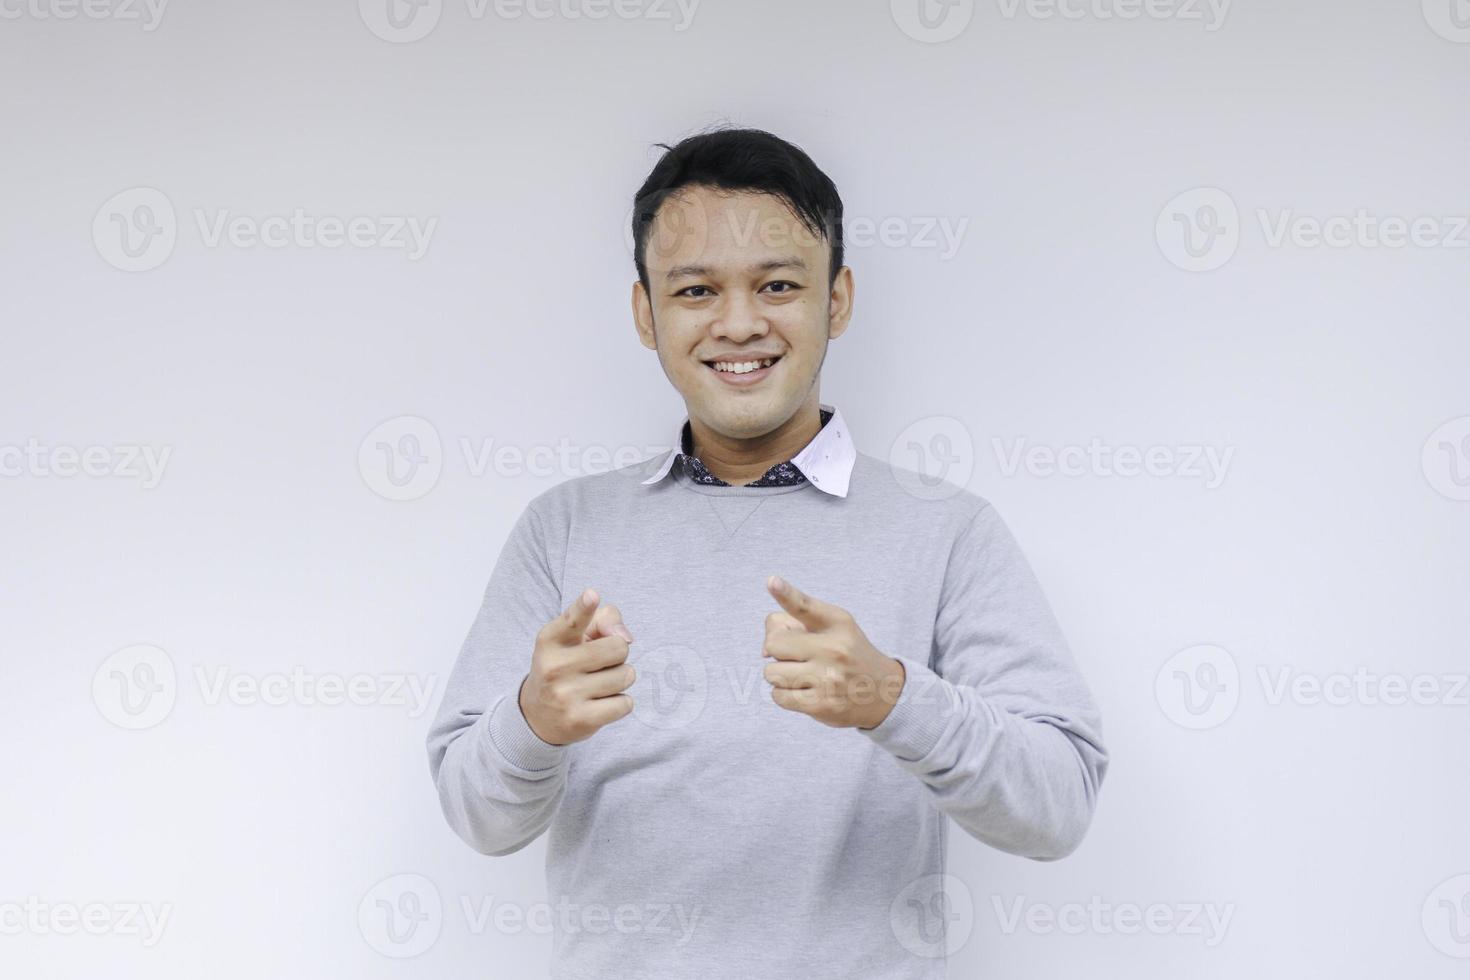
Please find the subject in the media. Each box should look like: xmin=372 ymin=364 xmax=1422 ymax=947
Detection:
xmin=485 ymin=677 xmax=568 ymax=772
xmin=517 ymin=673 xmax=564 ymax=747
xmin=857 ymin=656 xmax=906 ymax=730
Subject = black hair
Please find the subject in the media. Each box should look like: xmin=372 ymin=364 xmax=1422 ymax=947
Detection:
xmin=631 ymin=126 xmax=844 ymax=292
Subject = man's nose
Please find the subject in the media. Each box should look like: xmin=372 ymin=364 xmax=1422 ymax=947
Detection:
xmin=710 ymin=291 xmax=769 ymax=342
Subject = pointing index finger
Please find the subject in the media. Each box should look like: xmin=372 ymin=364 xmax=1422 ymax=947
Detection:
xmin=766 ymin=575 xmax=836 ymax=631
xmin=551 ymin=587 xmax=600 ymax=645
xmin=585 ymin=603 xmax=635 ymax=643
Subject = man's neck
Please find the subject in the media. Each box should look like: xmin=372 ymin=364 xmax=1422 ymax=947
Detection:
xmin=688 ymin=400 xmax=823 ymax=486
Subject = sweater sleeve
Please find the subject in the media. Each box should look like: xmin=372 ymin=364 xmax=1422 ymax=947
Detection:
xmin=859 ymin=502 xmax=1108 ymax=860
xmin=425 ymin=500 xmax=571 ymax=857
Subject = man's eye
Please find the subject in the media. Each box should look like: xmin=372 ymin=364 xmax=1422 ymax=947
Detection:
xmin=763 ymin=281 xmax=800 ymax=294
xmin=675 ymin=285 xmax=713 ymax=298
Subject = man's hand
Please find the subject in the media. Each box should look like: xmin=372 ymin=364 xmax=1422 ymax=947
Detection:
xmin=518 ymin=588 xmax=636 ymax=746
xmin=761 ymin=575 xmax=906 ymax=730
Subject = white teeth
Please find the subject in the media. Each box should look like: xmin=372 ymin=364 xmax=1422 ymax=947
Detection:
xmin=711 ymin=358 xmax=775 ymax=374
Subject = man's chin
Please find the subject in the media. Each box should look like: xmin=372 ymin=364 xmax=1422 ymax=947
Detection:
xmin=687 ymin=396 xmax=790 ymax=439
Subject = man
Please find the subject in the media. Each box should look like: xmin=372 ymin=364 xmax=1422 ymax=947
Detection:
xmin=426 ymin=127 xmax=1108 ymax=978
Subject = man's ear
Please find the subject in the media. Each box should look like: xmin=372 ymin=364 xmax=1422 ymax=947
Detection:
xmin=632 ymin=280 xmax=658 ymax=351
xmin=827 ymin=265 xmax=854 ymax=341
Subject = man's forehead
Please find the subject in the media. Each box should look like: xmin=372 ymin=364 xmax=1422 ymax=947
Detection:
xmin=656 ymin=185 xmax=793 ymax=218
xmin=646 ymin=186 xmax=826 ymax=270
xmin=659 ymin=255 xmax=810 ymax=282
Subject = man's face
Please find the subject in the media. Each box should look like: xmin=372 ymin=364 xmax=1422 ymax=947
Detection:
xmin=632 ymin=184 xmax=853 ymax=441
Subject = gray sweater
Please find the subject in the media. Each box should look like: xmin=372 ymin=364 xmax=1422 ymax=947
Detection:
xmin=426 ymin=446 xmax=1108 ymax=978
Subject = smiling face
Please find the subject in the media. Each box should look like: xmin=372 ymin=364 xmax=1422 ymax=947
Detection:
xmin=632 ymin=184 xmax=854 ymax=446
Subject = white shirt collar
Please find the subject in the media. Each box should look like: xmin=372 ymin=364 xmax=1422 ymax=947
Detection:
xmin=640 ymin=402 xmax=855 ymax=498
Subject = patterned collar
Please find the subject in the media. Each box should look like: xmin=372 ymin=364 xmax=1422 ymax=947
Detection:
xmin=640 ymin=402 xmax=856 ymax=497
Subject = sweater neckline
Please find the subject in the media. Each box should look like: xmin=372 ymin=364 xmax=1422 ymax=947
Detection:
xmin=672 ymin=469 xmax=814 ymax=497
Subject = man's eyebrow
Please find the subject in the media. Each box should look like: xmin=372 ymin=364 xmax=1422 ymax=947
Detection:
xmin=663 ymin=257 xmax=809 ymax=281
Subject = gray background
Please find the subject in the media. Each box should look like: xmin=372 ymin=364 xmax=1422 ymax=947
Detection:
xmin=2 ymin=0 xmax=1468 ymax=976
